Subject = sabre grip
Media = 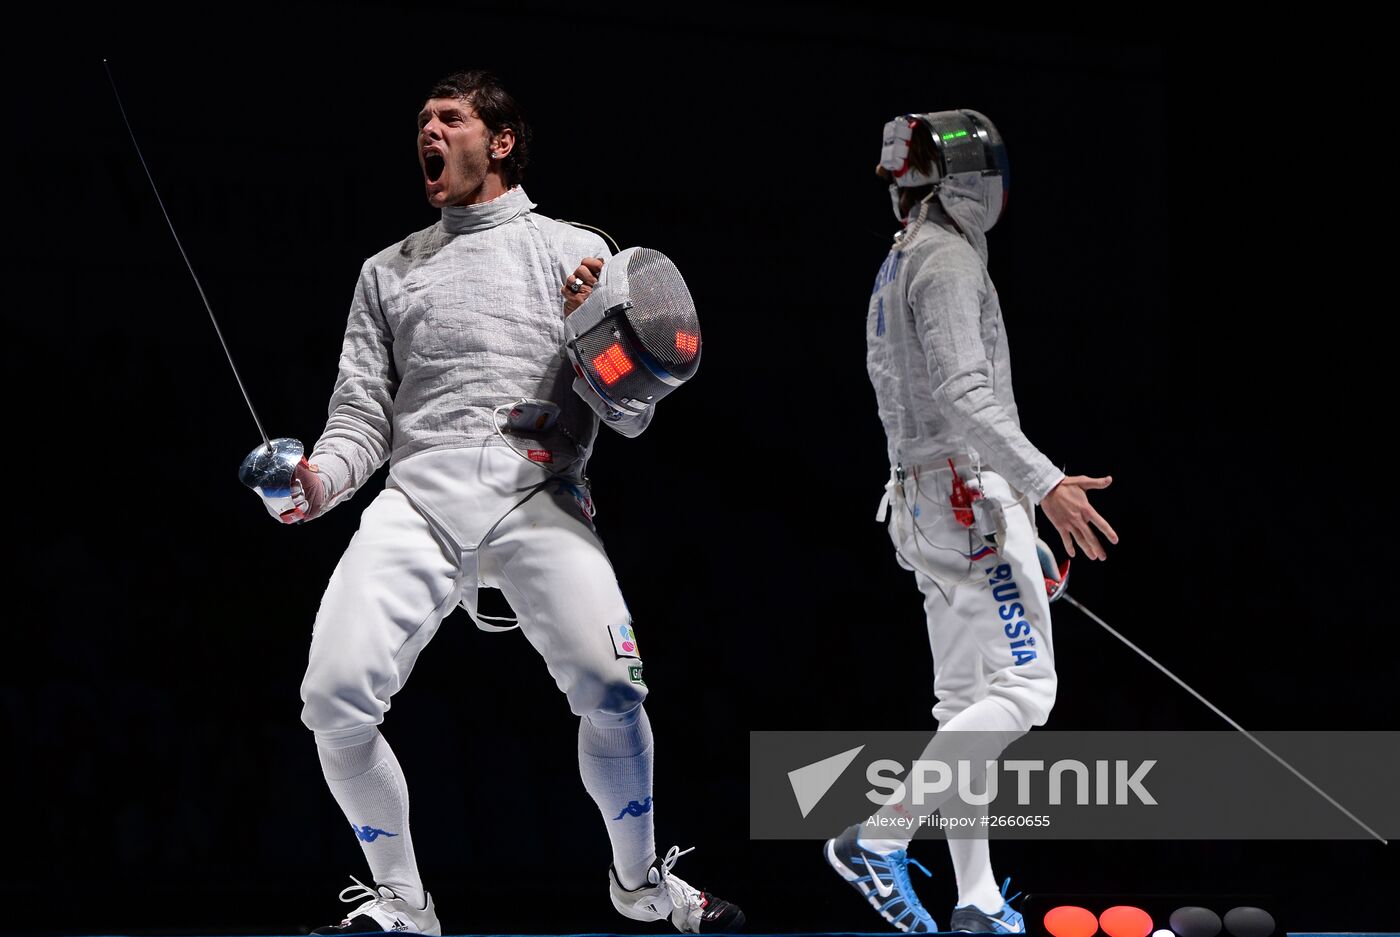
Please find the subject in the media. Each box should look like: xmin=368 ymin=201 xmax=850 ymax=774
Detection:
xmin=238 ymin=437 xmax=329 ymax=525
xmin=277 ymin=458 xmax=328 ymax=523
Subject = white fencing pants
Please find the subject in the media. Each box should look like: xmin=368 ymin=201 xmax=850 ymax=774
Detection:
xmin=885 ymin=460 xmax=1057 ymax=732
xmin=301 ymin=446 xmax=648 ymax=740
xmin=866 ymin=462 xmax=1057 ymax=863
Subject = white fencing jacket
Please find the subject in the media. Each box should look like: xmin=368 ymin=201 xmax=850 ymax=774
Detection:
xmin=310 ymin=187 xmax=649 ymax=510
xmin=866 ymin=175 xmax=1063 ymax=503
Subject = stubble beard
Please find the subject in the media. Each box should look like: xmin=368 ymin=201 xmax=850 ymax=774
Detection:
xmin=448 ymin=140 xmax=494 ymax=206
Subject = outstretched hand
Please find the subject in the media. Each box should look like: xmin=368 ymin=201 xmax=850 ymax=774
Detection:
xmin=1040 ymin=474 xmax=1118 ymax=561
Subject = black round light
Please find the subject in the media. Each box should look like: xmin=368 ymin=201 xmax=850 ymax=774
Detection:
xmin=1169 ymin=906 xmax=1221 ymax=937
xmin=1223 ymin=906 xmax=1275 ymax=937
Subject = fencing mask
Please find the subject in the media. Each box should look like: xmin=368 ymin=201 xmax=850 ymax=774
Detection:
xmin=564 ymin=247 xmax=700 ymax=416
xmin=880 ymin=109 xmax=1010 ymax=229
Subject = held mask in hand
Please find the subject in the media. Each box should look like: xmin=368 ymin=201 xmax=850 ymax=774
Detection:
xmin=564 ymin=247 xmax=700 ymax=416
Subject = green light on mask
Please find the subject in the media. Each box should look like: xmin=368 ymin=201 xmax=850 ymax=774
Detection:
xmin=942 ymin=130 xmax=969 ymax=141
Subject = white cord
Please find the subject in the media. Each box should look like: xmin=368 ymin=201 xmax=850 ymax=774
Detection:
xmin=557 ymin=219 xmax=621 ymax=255
xmin=490 ymin=402 xmax=584 ymax=480
xmin=893 ymin=467 xmax=998 ymax=601
xmin=892 ymin=187 xmax=941 ymax=249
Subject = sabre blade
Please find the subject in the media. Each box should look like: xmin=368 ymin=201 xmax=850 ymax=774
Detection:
xmin=103 ymin=58 xmax=272 ymax=452
xmin=1062 ymin=593 xmax=1388 ymax=845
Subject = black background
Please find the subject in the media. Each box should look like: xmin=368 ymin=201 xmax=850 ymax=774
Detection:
xmin=6 ymin=5 xmax=1395 ymax=935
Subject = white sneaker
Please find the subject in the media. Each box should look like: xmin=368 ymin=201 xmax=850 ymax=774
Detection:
xmin=608 ymin=845 xmax=746 ymax=933
xmin=311 ymin=876 xmax=442 ymax=935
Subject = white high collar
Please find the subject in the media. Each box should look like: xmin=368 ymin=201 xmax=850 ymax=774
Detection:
xmin=440 ymin=186 xmax=535 ymax=235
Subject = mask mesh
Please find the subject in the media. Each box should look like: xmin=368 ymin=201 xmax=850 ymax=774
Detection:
xmin=623 ymin=248 xmax=700 ymax=380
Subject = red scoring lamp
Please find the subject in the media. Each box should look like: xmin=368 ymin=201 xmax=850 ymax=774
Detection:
xmin=676 ymin=330 xmax=699 ymax=358
xmin=591 ymin=343 xmax=635 ymax=386
xmin=1044 ymin=905 xmax=1099 ymax=937
xmin=1100 ymin=906 xmax=1154 ymax=937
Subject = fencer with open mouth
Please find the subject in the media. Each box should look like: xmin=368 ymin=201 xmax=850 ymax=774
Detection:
xmin=246 ymin=70 xmax=743 ymax=937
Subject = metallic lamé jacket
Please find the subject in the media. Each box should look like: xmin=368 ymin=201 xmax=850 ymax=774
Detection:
xmin=866 ymin=178 xmax=1064 ymax=503
xmin=310 ymin=187 xmax=647 ymax=509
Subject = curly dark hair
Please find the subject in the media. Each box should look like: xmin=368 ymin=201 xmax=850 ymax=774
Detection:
xmin=425 ymin=70 xmax=532 ymax=187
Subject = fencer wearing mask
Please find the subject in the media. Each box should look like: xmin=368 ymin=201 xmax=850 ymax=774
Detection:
xmin=824 ymin=110 xmax=1119 ymax=935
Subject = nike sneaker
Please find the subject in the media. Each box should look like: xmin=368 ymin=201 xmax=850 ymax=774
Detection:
xmin=949 ymin=877 xmax=1025 ymax=934
xmin=609 ymin=845 xmax=746 ymax=932
xmin=311 ymin=876 xmax=441 ymax=935
xmin=824 ymin=823 xmax=938 ymax=933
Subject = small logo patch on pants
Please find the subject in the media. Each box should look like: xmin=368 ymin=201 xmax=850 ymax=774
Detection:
xmin=610 ymin=623 xmax=640 ymax=659
xmin=629 ymin=664 xmax=646 ymax=686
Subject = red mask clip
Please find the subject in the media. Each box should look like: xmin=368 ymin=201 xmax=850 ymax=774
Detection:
xmin=947 ymin=458 xmax=982 ymax=527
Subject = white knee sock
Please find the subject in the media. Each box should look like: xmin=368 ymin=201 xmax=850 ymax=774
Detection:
xmin=316 ymin=727 xmax=425 ymax=909
xmin=578 ymin=705 xmax=656 ymax=890
xmin=941 ymin=797 xmax=1004 ymax=912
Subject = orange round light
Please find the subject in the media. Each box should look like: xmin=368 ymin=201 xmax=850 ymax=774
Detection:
xmin=1100 ymin=905 xmax=1154 ymax=937
xmin=1044 ymin=905 xmax=1100 ymax=937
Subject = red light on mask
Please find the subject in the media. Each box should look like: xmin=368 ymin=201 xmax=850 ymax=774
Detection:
xmin=676 ymin=331 xmax=699 ymax=358
xmin=592 ymin=343 xmax=634 ymax=386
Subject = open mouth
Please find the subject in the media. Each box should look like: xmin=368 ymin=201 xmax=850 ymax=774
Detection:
xmin=424 ymin=150 xmax=445 ymax=183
